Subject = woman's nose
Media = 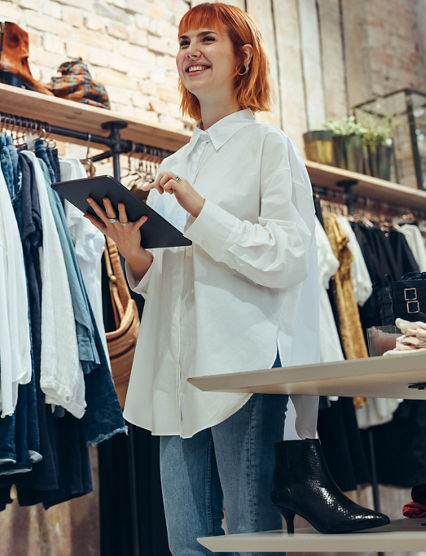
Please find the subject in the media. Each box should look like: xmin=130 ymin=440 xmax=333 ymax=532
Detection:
xmin=186 ymin=42 xmax=200 ymax=58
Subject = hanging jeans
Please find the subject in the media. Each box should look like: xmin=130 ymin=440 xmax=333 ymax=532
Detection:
xmin=160 ymin=356 xmax=288 ymax=556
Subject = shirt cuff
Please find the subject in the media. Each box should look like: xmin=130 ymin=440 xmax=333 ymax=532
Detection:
xmin=125 ymin=254 xmax=154 ymax=296
xmin=184 ymin=199 xmax=238 ymax=261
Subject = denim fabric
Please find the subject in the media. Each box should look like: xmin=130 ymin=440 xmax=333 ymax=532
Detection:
xmin=40 ymin=157 xmax=102 ymax=373
xmin=0 ymin=146 xmax=40 ymax=476
xmin=47 ymin=147 xmax=61 ymax=182
xmin=34 ymin=139 xmax=56 ymax=184
xmin=37 ymin=157 xmax=125 ymax=444
xmin=159 ymin=355 xmax=288 ymax=556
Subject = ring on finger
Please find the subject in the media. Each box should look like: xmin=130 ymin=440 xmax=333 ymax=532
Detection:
xmin=108 ymin=218 xmax=117 ymax=223
xmin=174 ymin=175 xmax=181 ymax=182
xmin=120 ymin=221 xmax=128 ymax=226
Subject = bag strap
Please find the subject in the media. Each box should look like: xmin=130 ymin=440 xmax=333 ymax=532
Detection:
xmin=104 ymin=237 xmax=132 ymax=326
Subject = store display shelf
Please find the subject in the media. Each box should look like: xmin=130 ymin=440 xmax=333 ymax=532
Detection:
xmin=188 ymin=351 xmax=426 ymax=400
xmin=197 ymin=518 xmax=426 ymax=553
xmin=0 ymin=83 xmax=190 ymax=151
xmin=2 ymin=83 xmax=426 ymax=210
xmin=306 ymin=159 xmax=426 ymax=211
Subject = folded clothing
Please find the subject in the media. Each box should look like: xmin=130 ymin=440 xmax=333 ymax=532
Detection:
xmin=402 ymin=500 xmax=426 ymax=518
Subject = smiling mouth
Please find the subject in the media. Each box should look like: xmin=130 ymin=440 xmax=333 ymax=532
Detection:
xmin=186 ymin=65 xmax=211 ymax=73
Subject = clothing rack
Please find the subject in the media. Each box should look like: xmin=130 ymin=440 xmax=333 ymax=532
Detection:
xmin=0 ymin=108 xmax=175 ymax=556
xmin=0 ymin=111 xmax=173 ymax=180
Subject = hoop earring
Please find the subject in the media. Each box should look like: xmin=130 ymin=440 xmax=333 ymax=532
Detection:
xmin=238 ymin=65 xmax=249 ymax=76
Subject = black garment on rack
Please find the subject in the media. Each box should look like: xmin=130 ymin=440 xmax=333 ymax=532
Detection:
xmin=364 ymin=400 xmax=426 ymax=488
xmin=97 ymin=257 xmax=171 ymax=556
xmin=351 ymin=222 xmax=419 ymax=330
xmin=317 ymin=397 xmax=372 ymax=492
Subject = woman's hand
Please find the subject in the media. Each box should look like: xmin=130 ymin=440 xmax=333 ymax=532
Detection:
xmin=142 ymin=171 xmax=205 ymax=218
xmin=84 ymin=197 xmax=149 ymax=263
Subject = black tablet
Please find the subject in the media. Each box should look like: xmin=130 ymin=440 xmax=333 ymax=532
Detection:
xmin=52 ymin=175 xmax=192 ymax=249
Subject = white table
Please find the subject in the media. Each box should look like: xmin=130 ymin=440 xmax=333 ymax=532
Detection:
xmin=188 ymin=352 xmax=426 ymax=553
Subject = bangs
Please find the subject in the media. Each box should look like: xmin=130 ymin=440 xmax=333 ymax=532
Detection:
xmin=178 ymin=3 xmax=229 ymax=37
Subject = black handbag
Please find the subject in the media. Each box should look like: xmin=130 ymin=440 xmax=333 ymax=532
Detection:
xmin=390 ymin=272 xmax=426 ymax=323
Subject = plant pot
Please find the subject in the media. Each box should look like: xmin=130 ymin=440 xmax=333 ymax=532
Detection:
xmin=366 ymin=144 xmax=392 ymax=181
xmin=332 ymin=134 xmax=364 ymax=172
xmin=344 ymin=134 xmax=364 ymax=173
xmin=332 ymin=135 xmax=347 ymax=169
xmin=303 ymin=130 xmax=334 ymax=165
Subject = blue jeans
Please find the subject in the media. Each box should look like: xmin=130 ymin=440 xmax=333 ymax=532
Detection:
xmin=160 ymin=385 xmax=288 ymax=555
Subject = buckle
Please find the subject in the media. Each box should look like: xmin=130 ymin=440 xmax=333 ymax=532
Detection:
xmin=407 ymin=300 xmax=420 ymax=313
xmin=404 ymin=287 xmax=417 ymax=301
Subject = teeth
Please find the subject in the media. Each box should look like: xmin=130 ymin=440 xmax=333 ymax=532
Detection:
xmin=188 ymin=65 xmax=207 ymax=72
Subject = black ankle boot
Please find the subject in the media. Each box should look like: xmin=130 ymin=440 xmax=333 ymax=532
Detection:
xmin=271 ymin=439 xmax=390 ymax=534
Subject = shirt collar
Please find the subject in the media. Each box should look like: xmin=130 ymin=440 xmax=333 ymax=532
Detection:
xmin=186 ymin=109 xmax=255 ymax=154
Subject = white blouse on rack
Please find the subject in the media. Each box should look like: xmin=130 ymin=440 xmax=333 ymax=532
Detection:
xmin=124 ymin=109 xmax=320 ymax=439
xmin=0 ymin=167 xmax=32 ymax=417
xmin=315 ymin=217 xmax=344 ymax=363
xmin=22 ymin=151 xmax=86 ymax=419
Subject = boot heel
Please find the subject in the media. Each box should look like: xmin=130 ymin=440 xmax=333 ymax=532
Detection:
xmin=280 ymin=508 xmax=295 ymax=534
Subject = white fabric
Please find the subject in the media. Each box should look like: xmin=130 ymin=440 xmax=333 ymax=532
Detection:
xmin=0 ymin=168 xmax=32 ymax=417
xmin=22 ymin=152 xmax=86 ymax=418
xmin=60 ymin=159 xmax=109 ymax=364
xmin=338 ymin=216 xmax=372 ymax=306
xmin=399 ymin=224 xmax=426 ymax=272
xmin=124 ymin=109 xmax=320 ymax=439
xmin=315 ymin=218 xmax=344 ymax=363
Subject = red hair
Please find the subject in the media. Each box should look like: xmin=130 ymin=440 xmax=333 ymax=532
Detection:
xmin=177 ymin=2 xmax=271 ymax=121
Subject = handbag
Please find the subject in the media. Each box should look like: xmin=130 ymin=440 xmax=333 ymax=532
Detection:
xmin=390 ymin=272 xmax=426 ymax=324
xmin=104 ymin=237 xmax=140 ymax=408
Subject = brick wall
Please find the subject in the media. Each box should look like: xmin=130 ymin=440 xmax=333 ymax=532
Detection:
xmin=366 ymin=0 xmax=426 ymax=99
xmin=1 ymin=0 xmax=425 ymax=147
xmin=1 ymin=0 xmax=191 ymax=132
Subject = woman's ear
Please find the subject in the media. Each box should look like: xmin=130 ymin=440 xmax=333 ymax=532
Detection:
xmin=242 ymin=44 xmax=253 ymax=67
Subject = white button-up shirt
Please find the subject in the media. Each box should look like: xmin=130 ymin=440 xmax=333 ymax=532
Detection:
xmin=124 ymin=109 xmax=320 ymax=439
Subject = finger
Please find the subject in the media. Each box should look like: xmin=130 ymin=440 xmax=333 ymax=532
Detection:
xmin=84 ymin=213 xmax=106 ymax=233
xmin=135 ymin=215 xmax=148 ymax=229
xmin=141 ymin=181 xmax=159 ymax=192
xmin=102 ymin=197 xmax=117 ymax=219
xmin=86 ymin=197 xmax=109 ymax=224
xmin=117 ymin=202 xmax=128 ymax=223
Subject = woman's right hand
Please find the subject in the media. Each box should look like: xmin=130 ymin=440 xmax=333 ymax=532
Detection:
xmin=84 ymin=197 xmax=153 ymax=278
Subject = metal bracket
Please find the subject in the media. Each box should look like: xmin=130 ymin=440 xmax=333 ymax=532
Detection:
xmin=408 ymin=382 xmax=426 ymax=390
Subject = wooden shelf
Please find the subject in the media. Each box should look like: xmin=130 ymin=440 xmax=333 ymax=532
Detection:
xmin=0 ymin=83 xmax=190 ymax=151
xmin=2 ymin=83 xmax=426 ymax=211
xmin=198 ymin=518 xmax=426 ymax=553
xmin=188 ymin=351 xmax=426 ymax=399
xmin=306 ymin=159 xmax=426 ymax=211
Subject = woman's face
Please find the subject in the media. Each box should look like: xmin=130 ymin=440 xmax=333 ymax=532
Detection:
xmin=176 ymin=26 xmax=237 ymax=102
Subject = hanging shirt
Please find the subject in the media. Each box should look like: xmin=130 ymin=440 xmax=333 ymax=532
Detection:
xmin=0 ymin=167 xmax=32 ymax=417
xmin=60 ymin=159 xmax=108 ymax=363
xmin=315 ymin=218 xmax=344 ymax=363
xmin=21 ymin=152 xmax=85 ymax=419
xmin=124 ymin=109 xmax=320 ymax=439
xmin=398 ymin=224 xmax=426 ymax=272
xmin=337 ymin=217 xmax=372 ymax=306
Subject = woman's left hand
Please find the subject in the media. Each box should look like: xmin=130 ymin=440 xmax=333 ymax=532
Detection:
xmin=142 ymin=171 xmax=205 ymax=218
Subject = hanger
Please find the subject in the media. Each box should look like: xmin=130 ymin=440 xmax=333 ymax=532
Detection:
xmin=80 ymin=133 xmax=96 ymax=177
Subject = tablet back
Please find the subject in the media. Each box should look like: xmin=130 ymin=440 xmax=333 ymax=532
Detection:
xmin=52 ymin=175 xmax=192 ymax=249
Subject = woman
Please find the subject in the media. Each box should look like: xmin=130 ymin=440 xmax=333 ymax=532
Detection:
xmin=86 ymin=3 xmax=388 ymax=553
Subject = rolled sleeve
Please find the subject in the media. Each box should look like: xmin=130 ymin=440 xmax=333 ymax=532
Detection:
xmin=125 ymin=252 xmax=154 ymax=297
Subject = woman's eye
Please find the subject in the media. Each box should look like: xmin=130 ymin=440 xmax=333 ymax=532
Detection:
xmin=203 ymin=36 xmax=215 ymax=42
xmin=179 ymin=40 xmax=190 ymax=47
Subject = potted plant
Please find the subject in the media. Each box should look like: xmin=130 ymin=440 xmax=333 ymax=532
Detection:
xmin=323 ymin=115 xmax=367 ymax=173
xmin=302 ymin=129 xmax=334 ymax=165
xmin=362 ymin=114 xmax=396 ymax=181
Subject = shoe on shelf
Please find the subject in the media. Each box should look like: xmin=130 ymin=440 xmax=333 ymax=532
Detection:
xmin=271 ymin=439 xmax=390 ymax=534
